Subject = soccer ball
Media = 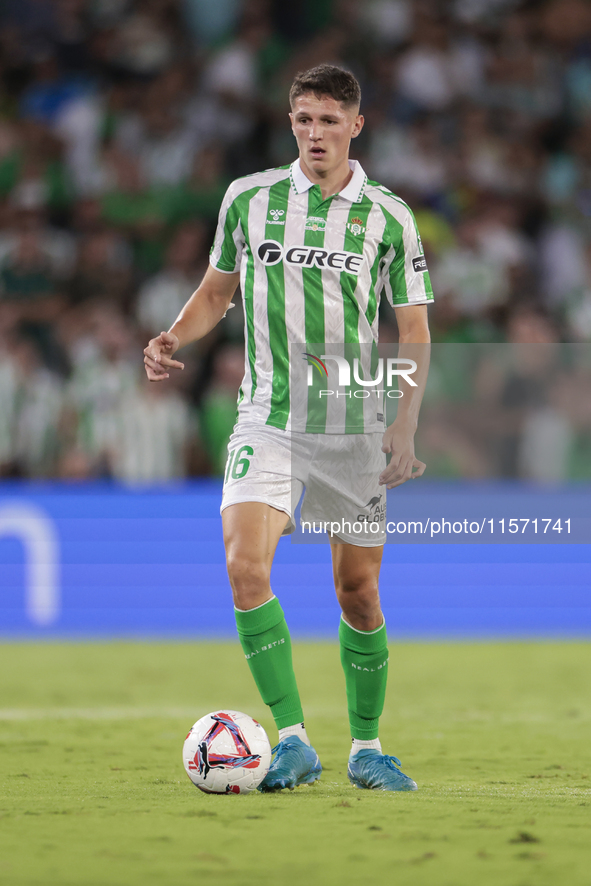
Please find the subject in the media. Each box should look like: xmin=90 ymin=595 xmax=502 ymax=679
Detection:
xmin=183 ymin=710 xmax=272 ymax=794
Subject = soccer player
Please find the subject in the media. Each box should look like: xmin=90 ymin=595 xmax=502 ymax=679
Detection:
xmin=144 ymin=65 xmax=433 ymax=791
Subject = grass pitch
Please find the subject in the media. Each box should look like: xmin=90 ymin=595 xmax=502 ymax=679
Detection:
xmin=0 ymin=641 xmax=590 ymax=886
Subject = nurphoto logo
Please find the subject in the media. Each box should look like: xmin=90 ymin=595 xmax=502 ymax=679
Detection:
xmin=302 ymin=353 xmax=417 ymax=400
xmin=304 ymin=354 xmax=417 ymax=387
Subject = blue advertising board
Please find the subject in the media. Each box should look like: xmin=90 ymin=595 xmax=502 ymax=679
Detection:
xmin=1 ymin=481 xmax=590 ymax=638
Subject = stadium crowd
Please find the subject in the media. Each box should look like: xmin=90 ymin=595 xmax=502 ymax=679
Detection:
xmin=0 ymin=0 xmax=590 ymax=481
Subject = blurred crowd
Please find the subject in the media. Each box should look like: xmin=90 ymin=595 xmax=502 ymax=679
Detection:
xmin=411 ymin=343 xmax=591 ymax=482
xmin=1 ymin=0 xmax=591 ymax=481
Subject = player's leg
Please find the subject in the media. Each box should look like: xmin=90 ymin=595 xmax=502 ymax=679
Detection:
xmin=332 ymin=541 xmax=388 ymax=743
xmin=223 ymin=501 xmax=321 ymax=789
xmin=332 ymin=541 xmax=417 ymax=791
xmin=224 ymin=501 xmax=303 ymax=730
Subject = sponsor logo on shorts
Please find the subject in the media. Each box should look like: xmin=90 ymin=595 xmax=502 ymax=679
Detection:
xmin=357 ymin=493 xmax=386 ymax=525
xmin=257 ymin=240 xmax=364 ymax=274
xmin=412 ymin=255 xmax=427 ymax=272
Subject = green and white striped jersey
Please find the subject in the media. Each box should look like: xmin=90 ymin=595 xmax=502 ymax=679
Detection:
xmin=210 ymin=159 xmax=433 ymax=433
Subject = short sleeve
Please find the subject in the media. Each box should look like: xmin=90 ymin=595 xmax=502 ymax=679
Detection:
xmin=209 ymin=183 xmax=245 ymax=274
xmin=381 ymin=205 xmax=434 ymax=307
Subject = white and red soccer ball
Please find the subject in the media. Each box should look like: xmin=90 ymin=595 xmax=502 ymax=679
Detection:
xmin=183 ymin=710 xmax=272 ymax=794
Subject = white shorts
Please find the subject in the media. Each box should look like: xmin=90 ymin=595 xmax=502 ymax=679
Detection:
xmin=220 ymin=422 xmax=387 ymax=547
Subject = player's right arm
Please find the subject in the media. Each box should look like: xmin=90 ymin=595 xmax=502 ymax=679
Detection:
xmin=143 ymin=264 xmax=240 ymax=382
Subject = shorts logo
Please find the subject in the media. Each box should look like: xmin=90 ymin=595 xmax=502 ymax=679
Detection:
xmin=257 ymin=240 xmax=364 ymax=275
xmin=305 ymin=216 xmax=326 ymax=232
xmin=412 ymin=255 xmax=427 ymax=272
xmin=347 ymin=217 xmax=366 ymax=236
xmin=268 ymin=209 xmax=285 ymax=225
xmin=357 ymin=492 xmax=385 ymax=524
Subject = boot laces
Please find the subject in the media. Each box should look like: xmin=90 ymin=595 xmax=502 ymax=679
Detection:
xmin=383 ymin=754 xmax=402 ymax=770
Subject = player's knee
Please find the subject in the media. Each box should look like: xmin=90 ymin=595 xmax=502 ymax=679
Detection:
xmin=335 ymin=570 xmax=378 ymax=598
xmin=340 ymin=598 xmax=382 ymax=631
xmin=225 ymin=550 xmax=271 ymax=607
xmin=336 ymin=573 xmax=381 ymax=628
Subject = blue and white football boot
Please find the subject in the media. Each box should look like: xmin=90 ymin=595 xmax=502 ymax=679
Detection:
xmin=258 ymin=735 xmax=322 ymax=791
xmin=348 ymin=749 xmax=418 ymax=791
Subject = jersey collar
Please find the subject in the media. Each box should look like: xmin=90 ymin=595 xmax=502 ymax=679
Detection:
xmin=290 ymin=158 xmax=368 ymax=203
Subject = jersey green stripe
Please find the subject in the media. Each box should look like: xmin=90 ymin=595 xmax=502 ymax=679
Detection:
xmin=303 ymin=188 xmax=329 ymax=343
xmin=341 ymin=202 xmax=372 ymax=433
xmin=304 ymin=188 xmax=331 ymax=433
xmin=265 ymin=178 xmax=291 ymax=429
xmin=380 ymin=206 xmax=407 ymax=303
xmin=405 ymin=205 xmax=434 ymax=301
xmin=364 ymin=216 xmax=385 ymax=329
xmin=241 ymin=191 xmax=259 ymax=403
xmin=219 ymin=211 xmax=240 ymax=270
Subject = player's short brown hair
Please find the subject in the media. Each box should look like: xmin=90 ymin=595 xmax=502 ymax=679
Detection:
xmin=289 ymin=64 xmax=361 ymax=110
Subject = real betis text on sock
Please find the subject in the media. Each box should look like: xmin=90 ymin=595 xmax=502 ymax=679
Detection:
xmin=339 ymin=615 xmax=389 ymax=741
xmin=235 ymin=596 xmax=305 ymax=731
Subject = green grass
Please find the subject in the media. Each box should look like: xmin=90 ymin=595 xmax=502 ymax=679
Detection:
xmin=0 ymin=641 xmax=590 ymax=886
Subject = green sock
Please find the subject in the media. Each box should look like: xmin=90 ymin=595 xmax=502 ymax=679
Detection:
xmin=339 ymin=615 xmax=389 ymax=740
xmin=234 ymin=596 xmax=304 ymax=731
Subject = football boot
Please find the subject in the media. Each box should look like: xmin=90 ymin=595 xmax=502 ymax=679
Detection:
xmin=348 ymin=749 xmax=417 ymax=791
xmin=258 ymin=735 xmax=322 ymax=791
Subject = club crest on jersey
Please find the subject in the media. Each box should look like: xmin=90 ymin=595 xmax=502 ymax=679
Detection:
xmin=268 ymin=209 xmax=285 ymax=226
xmin=347 ymin=217 xmax=366 ymax=236
xmin=305 ymin=216 xmax=326 ymax=232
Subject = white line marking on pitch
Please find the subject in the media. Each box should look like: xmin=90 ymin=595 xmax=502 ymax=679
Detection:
xmin=0 ymin=707 xmax=201 ymax=721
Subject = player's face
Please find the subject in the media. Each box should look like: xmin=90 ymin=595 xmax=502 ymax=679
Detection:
xmin=289 ymin=94 xmax=364 ymax=176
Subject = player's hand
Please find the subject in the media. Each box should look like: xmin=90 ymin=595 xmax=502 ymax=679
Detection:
xmin=143 ymin=331 xmax=184 ymax=382
xmin=379 ymin=422 xmax=426 ymax=489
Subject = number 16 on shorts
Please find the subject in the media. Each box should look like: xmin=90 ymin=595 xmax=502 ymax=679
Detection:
xmin=225 ymin=445 xmax=254 ymax=481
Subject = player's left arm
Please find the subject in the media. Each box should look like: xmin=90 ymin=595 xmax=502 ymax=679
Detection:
xmin=379 ymin=304 xmax=431 ymax=489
